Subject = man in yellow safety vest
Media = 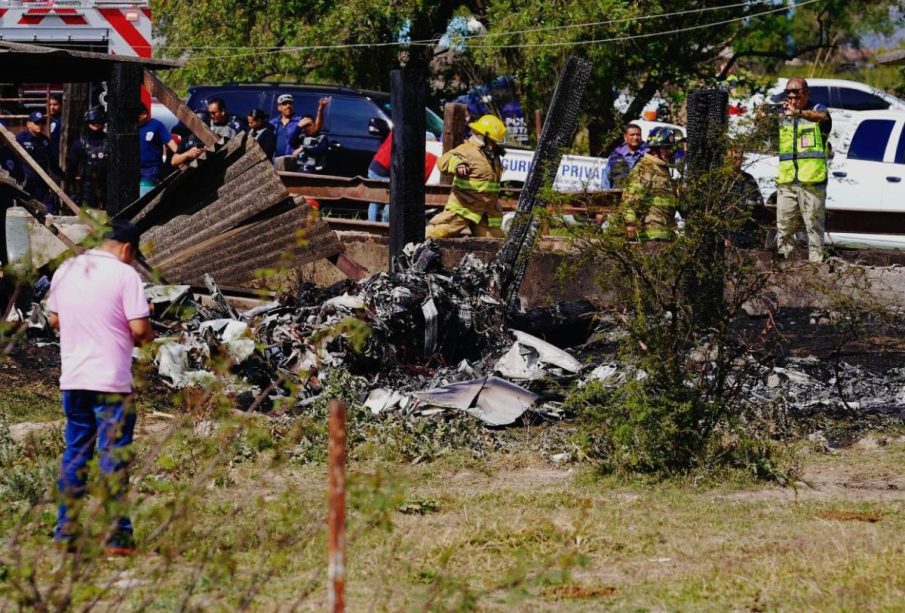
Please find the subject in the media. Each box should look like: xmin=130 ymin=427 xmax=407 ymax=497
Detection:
xmin=773 ymin=77 xmax=832 ymax=262
xmin=426 ymin=115 xmax=507 ymax=238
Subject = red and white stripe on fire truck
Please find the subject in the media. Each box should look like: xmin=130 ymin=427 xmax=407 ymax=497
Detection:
xmin=0 ymin=1 xmax=152 ymax=58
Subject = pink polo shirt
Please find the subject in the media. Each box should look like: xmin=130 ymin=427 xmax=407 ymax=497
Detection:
xmin=47 ymin=249 xmax=150 ymax=393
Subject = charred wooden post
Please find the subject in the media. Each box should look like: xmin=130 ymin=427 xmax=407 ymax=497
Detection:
xmin=388 ymin=68 xmax=426 ymax=269
xmin=685 ymin=88 xmax=729 ymax=329
xmin=327 ymin=399 xmax=347 ymax=613
xmin=440 ymin=102 xmax=467 ymax=185
xmin=494 ymin=57 xmax=593 ymax=308
xmin=60 ymin=82 xmax=89 ymax=178
xmin=106 ymin=62 xmax=143 ymax=216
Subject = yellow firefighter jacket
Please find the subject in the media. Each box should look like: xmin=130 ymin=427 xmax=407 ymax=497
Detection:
xmin=438 ymin=138 xmax=504 ymax=227
xmin=620 ymin=153 xmax=680 ymax=241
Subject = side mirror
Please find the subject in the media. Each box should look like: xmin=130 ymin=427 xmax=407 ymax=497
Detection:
xmin=368 ymin=117 xmax=390 ymax=137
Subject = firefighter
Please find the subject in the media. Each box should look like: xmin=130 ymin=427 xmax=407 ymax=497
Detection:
xmin=16 ymin=111 xmax=58 ymax=212
xmin=620 ymin=127 xmax=680 ymax=241
xmin=66 ymin=107 xmax=108 ymax=209
xmin=426 ymin=114 xmax=507 ymax=239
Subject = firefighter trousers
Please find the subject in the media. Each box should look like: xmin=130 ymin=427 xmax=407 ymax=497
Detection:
xmin=425 ymin=209 xmax=503 ymax=239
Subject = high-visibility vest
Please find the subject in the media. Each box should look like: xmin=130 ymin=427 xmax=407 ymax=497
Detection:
xmin=777 ymin=116 xmax=827 ymax=185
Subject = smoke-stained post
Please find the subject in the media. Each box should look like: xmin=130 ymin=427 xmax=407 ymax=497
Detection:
xmin=106 ymin=62 xmax=142 ymax=216
xmin=388 ymin=69 xmax=427 ymax=268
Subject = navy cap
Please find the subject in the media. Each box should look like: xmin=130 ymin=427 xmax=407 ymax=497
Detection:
xmin=28 ymin=111 xmax=44 ymax=123
xmin=104 ymin=219 xmax=142 ymax=254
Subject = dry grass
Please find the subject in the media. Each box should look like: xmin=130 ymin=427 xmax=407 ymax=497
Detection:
xmin=3 ymin=394 xmax=905 ymax=610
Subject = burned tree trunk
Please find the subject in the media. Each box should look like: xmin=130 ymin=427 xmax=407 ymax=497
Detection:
xmin=685 ymin=88 xmax=729 ymax=329
xmin=494 ymin=57 xmax=593 ymax=308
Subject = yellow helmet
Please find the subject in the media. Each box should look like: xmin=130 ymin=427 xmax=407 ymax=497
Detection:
xmin=469 ymin=114 xmax=507 ymax=143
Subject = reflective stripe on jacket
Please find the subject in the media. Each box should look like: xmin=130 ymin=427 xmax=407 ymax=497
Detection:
xmin=438 ymin=138 xmax=503 ymax=225
xmin=777 ymin=116 xmax=828 ymax=185
xmin=620 ymin=153 xmax=679 ymax=241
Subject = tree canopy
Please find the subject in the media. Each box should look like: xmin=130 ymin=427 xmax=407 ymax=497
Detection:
xmin=152 ymin=0 xmax=905 ymax=153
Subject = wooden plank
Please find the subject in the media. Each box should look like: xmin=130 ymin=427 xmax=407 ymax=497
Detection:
xmin=328 ymin=253 xmax=370 ymax=281
xmin=0 ymin=122 xmax=81 ymax=216
xmin=144 ymin=69 xmax=218 ymax=148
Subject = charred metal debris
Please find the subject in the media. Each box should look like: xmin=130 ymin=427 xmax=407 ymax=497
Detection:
xmin=143 ymin=241 xmax=585 ymax=426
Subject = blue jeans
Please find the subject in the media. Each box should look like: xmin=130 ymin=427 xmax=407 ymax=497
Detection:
xmin=55 ymin=390 xmax=136 ymax=541
xmin=367 ymin=168 xmax=390 ymax=223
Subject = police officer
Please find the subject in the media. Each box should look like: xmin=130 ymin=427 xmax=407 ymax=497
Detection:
xmin=16 ymin=111 xmax=58 ymax=212
xmin=66 ymin=107 xmax=108 ymax=209
xmin=48 ymin=93 xmax=63 ymax=168
xmin=207 ymin=97 xmax=239 ymax=140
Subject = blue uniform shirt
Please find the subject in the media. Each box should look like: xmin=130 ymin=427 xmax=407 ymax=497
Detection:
xmin=50 ymin=115 xmax=62 ymax=164
xmin=1 ymin=145 xmax=22 ymax=182
xmin=139 ymin=118 xmax=171 ymax=170
xmin=15 ymin=131 xmax=52 ymax=179
xmin=270 ymin=115 xmax=301 ymax=157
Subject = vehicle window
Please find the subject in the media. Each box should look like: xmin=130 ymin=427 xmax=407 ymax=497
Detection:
xmin=327 ymin=97 xmax=378 ymax=134
xmin=377 ymin=100 xmax=444 ymax=139
xmin=808 ymin=86 xmax=831 ymax=108
xmin=895 ymin=127 xmax=905 ymax=164
xmin=848 ymin=119 xmax=895 ymax=162
xmin=199 ymin=91 xmax=263 ymax=117
xmin=835 ymin=87 xmax=890 ymax=112
xmin=770 ymin=85 xmax=831 ymax=107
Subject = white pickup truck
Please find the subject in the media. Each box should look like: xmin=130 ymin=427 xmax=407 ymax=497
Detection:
xmin=745 ymin=110 xmax=905 ymax=249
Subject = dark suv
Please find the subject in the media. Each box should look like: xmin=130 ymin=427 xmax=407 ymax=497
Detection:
xmin=186 ymin=83 xmax=444 ymax=176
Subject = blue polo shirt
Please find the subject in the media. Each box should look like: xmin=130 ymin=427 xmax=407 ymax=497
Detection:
xmin=270 ymin=114 xmax=301 ymax=157
xmin=139 ymin=118 xmax=171 ymax=170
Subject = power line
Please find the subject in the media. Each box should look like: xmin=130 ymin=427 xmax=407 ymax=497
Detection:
xmin=175 ymin=0 xmax=818 ymax=61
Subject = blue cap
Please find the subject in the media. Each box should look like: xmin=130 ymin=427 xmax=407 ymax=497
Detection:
xmin=28 ymin=111 xmax=44 ymax=123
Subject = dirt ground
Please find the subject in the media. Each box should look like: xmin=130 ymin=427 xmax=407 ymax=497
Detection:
xmin=3 ymin=344 xmax=905 ymax=611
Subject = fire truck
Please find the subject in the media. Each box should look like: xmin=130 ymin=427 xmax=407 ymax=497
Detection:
xmin=0 ymin=0 xmax=154 ymax=128
xmin=0 ymin=0 xmax=152 ymax=56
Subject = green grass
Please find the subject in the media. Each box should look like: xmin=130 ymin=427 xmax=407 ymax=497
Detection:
xmin=0 ymin=380 xmax=61 ymax=423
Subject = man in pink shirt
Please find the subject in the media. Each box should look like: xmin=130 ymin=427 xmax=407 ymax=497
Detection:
xmin=48 ymin=219 xmax=155 ymax=555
